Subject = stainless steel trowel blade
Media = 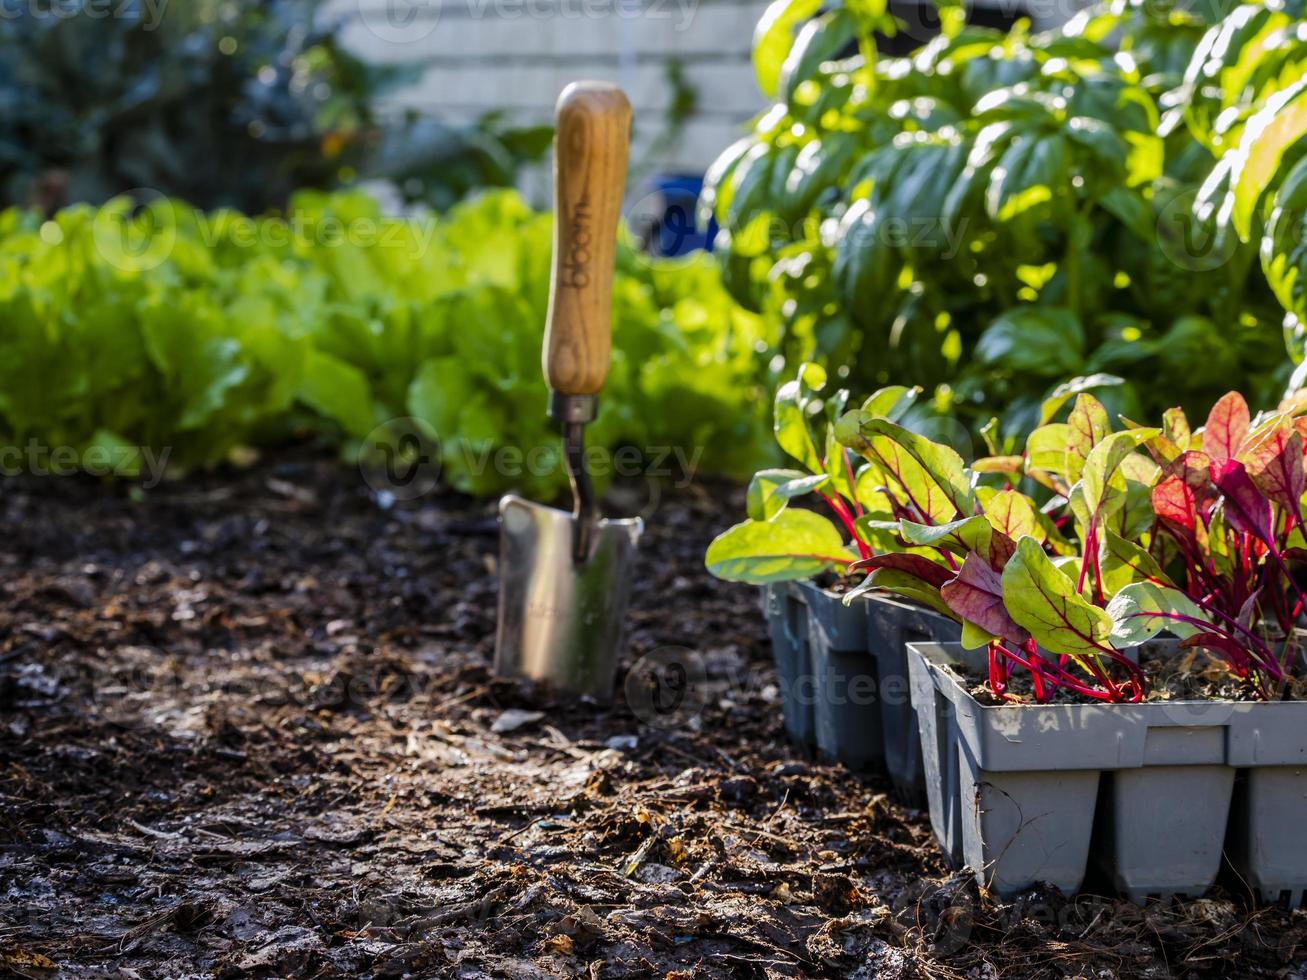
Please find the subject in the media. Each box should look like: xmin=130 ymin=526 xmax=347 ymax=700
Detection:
xmin=494 ymin=494 xmax=643 ymax=699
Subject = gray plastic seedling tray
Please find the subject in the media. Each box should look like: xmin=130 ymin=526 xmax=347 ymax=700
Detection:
xmin=863 ymin=596 xmax=962 ymax=803
xmin=762 ymin=584 xmax=962 ymax=779
xmin=760 ymin=582 xmax=817 ymax=749
xmin=804 ymin=582 xmax=879 ymax=770
xmin=908 ymin=641 xmax=1307 ymax=905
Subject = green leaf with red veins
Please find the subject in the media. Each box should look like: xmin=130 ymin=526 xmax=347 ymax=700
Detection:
xmin=859 ymin=385 xmax=921 ymax=421
xmin=900 ymin=515 xmax=1016 ymax=569
xmin=1120 ymin=451 xmax=1160 ymax=488
xmin=1098 ymin=529 xmax=1175 ymax=597
xmin=983 ymin=488 xmax=1043 ymax=544
xmin=1066 ymin=393 xmax=1111 ymax=482
xmin=941 ymin=550 xmax=1031 ymax=645
xmin=705 ymin=510 xmax=856 ymax=584
xmin=836 ymin=412 xmax=974 ymax=524
xmin=1106 ymin=581 xmax=1210 ymax=647
xmin=1202 ymin=390 xmax=1250 ymax=466
xmin=1082 ymin=428 xmax=1159 ymax=525
xmin=747 ymin=468 xmax=831 ymax=521
xmin=1001 ymin=536 xmax=1114 ymax=662
xmin=1163 ymin=406 xmax=1191 ymax=450
xmin=1152 ymin=473 xmax=1210 ymax=555
xmin=853 ymin=464 xmax=897 ymax=513
xmin=1238 ymin=418 xmax=1305 ymax=519
xmin=899 ymin=516 xmax=988 ymax=552
xmin=1026 ymin=423 xmax=1075 ymax=478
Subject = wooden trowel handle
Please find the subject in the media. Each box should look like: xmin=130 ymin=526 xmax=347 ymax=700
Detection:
xmin=544 ymin=82 xmax=632 ymax=398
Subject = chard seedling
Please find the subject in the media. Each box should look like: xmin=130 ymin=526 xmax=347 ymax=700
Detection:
xmin=836 ymin=400 xmax=1159 ymax=703
xmin=705 ymin=362 xmax=920 ymax=584
xmin=1127 ymin=392 xmax=1307 ymax=699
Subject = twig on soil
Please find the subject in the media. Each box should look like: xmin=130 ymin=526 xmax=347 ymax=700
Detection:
xmin=404 ymin=881 xmax=516 ymax=933
xmin=430 ymin=685 xmax=489 ymax=714
xmin=125 ymin=819 xmax=182 ymax=841
xmin=622 ymin=835 xmax=658 ymax=878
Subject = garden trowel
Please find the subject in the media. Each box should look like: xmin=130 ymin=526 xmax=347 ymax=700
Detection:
xmin=494 ymin=82 xmax=642 ymax=700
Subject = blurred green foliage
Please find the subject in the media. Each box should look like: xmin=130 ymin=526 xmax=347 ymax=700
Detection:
xmin=703 ymin=0 xmax=1307 ymax=448
xmin=0 ymin=0 xmax=550 ymax=214
xmin=0 ymin=190 xmax=776 ymax=497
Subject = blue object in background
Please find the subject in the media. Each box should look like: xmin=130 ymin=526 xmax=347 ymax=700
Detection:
xmin=649 ymin=175 xmax=716 ymax=257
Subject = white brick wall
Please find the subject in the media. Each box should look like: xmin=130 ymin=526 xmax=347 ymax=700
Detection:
xmin=329 ymin=0 xmax=1094 ymax=191
xmin=329 ymin=0 xmax=764 ymax=182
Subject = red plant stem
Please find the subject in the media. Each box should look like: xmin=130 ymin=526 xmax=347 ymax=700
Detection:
xmin=820 ymin=491 xmax=870 ymax=562
xmin=988 ymin=643 xmax=1006 ymax=700
xmin=843 ymin=450 xmax=864 ymax=519
xmin=1136 ymin=611 xmax=1285 ymax=683
xmin=1076 ymin=519 xmax=1095 ymax=595
xmin=1114 ymin=652 xmax=1146 ymax=703
xmin=1084 ymin=655 xmax=1124 ymax=702
xmin=995 ymin=643 xmax=1120 ymax=701
xmin=1024 ymin=637 xmax=1047 ymax=703
xmin=1089 ymin=535 xmax=1106 ymax=606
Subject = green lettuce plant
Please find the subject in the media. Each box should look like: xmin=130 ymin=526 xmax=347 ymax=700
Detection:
xmin=0 ymin=190 xmax=775 ymax=495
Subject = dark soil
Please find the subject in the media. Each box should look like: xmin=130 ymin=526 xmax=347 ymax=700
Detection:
xmin=2 ymin=452 xmax=1305 ymax=978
